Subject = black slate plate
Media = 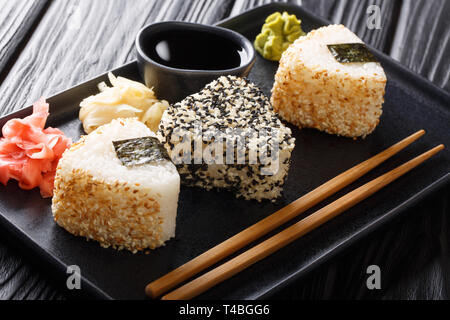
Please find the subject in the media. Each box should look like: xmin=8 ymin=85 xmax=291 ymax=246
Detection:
xmin=0 ymin=3 xmax=449 ymax=300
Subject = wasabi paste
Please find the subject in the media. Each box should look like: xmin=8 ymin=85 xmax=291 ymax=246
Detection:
xmin=254 ymin=12 xmax=306 ymax=61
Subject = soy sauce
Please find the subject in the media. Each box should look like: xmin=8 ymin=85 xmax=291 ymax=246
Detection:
xmin=142 ymin=29 xmax=247 ymax=71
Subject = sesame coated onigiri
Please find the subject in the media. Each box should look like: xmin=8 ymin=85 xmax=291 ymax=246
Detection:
xmin=158 ymin=76 xmax=295 ymax=202
xmin=52 ymin=118 xmax=180 ymax=252
xmin=271 ymin=24 xmax=387 ymax=138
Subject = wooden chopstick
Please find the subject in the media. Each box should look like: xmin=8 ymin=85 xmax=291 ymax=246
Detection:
xmin=162 ymin=144 xmax=445 ymax=300
xmin=146 ymin=130 xmax=425 ymax=298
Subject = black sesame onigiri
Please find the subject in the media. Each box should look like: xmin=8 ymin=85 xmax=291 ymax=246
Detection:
xmin=158 ymin=76 xmax=295 ymax=202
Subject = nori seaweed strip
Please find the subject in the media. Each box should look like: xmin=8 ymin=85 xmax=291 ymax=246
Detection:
xmin=327 ymin=43 xmax=378 ymax=63
xmin=113 ymin=137 xmax=171 ymax=167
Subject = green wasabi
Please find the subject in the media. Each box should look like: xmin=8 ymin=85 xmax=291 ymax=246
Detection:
xmin=254 ymin=11 xmax=306 ymax=61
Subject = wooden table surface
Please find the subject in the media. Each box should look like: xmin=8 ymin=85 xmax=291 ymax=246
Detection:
xmin=0 ymin=0 xmax=449 ymax=300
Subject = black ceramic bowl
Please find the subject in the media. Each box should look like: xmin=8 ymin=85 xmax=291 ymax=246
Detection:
xmin=136 ymin=21 xmax=256 ymax=103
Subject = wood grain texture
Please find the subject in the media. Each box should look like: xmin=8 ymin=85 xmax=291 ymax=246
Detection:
xmin=274 ymin=184 xmax=449 ymax=300
xmin=300 ymin=0 xmax=401 ymax=52
xmin=0 ymin=240 xmax=65 ymax=300
xmin=302 ymin=0 xmax=450 ymax=91
xmin=328 ymin=0 xmax=400 ymax=52
xmin=0 ymin=0 xmax=235 ymax=116
xmin=390 ymin=0 xmax=450 ymax=91
xmin=229 ymin=0 xmax=301 ymax=16
xmin=0 ymin=0 xmax=48 ymax=78
xmin=0 ymin=0 xmax=448 ymax=301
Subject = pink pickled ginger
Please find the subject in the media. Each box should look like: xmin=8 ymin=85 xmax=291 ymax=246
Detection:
xmin=0 ymin=98 xmax=72 ymax=198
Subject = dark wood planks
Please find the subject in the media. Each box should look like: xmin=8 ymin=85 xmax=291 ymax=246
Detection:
xmin=274 ymin=185 xmax=449 ymax=300
xmin=1 ymin=0 xmax=448 ymax=116
xmin=0 ymin=0 xmax=49 ymax=78
xmin=0 ymin=239 xmax=65 ymax=299
xmin=0 ymin=0 xmax=236 ymax=116
xmin=329 ymin=0 xmax=400 ymax=52
xmin=295 ymin=0 xmax=401 ymax=52
xmin=390 ymin=0 xmax=450 ymax=91
xmin=303 ymin=0 xmax=450 ymax=91
xmin=229 ymin=0 xmax=301 ymax=16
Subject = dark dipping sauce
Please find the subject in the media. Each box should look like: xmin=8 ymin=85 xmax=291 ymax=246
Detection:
xmin=141 ymin=29 xmax=247 ymax=71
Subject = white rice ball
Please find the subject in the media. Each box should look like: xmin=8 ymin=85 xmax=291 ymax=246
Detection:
xmin=52 ymin=118 xmax=180 ymax=252
xmin=271 ymin=24 xmax=387 ymax=138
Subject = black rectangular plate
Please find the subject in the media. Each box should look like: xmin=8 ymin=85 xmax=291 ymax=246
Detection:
xmin=0 ymin=3 xmax=449 ymax=300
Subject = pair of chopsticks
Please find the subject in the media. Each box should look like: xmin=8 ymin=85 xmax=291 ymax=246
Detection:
xmin=146 ymin=130 xmax=444 ymax=300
